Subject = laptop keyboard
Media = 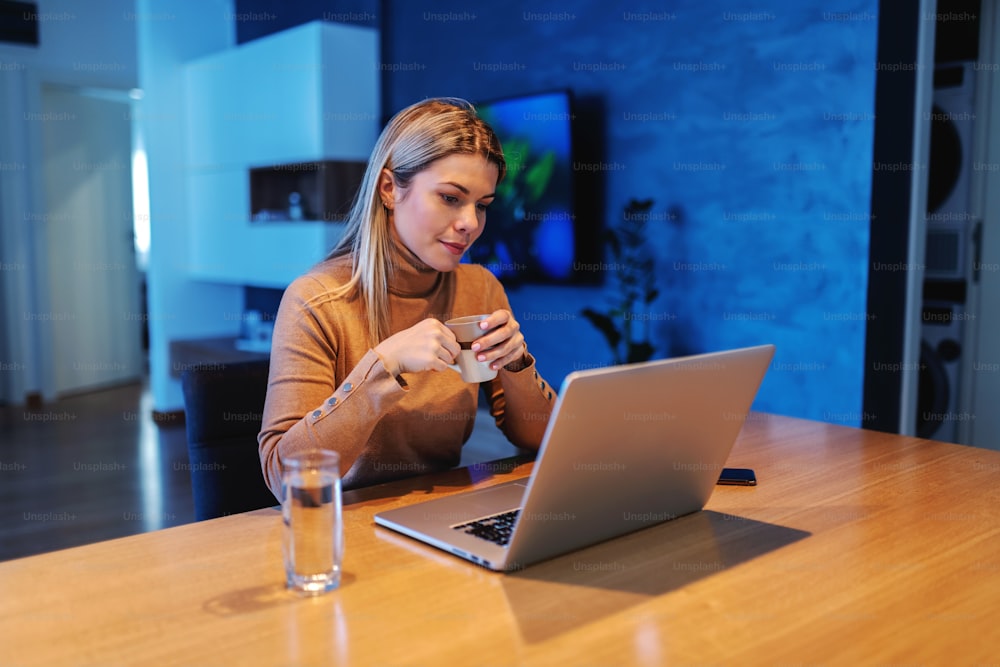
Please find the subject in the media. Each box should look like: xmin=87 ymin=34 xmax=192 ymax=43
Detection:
xmin=453 ymin=509 xmax=521 ymax=546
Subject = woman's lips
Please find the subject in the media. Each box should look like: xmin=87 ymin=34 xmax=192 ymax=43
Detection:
xmin=441 ymin=241 xmax=467 ymax=255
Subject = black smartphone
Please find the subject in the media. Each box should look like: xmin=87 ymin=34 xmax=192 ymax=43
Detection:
xmin=717 ymin=467 xmax=757 ymax=486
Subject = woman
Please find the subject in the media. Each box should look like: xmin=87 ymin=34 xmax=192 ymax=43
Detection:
xmin=258 ymin=97 xmax=557 ymax=497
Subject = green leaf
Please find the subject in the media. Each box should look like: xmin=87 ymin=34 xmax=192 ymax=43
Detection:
xmin=524 ymin=151 xmax=555 ymax=202
xmin=496 ymin=178 xmax=515 ymax=200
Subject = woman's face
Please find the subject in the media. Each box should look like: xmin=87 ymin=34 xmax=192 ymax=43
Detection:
xmin=379 ymin=153 xmax=499 ymax=272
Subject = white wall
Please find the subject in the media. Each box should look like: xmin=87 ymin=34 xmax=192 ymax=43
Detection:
xmin=182 ymin=21 xmax=378 ymax=288
xmin=134 ymin=0 xmax=242 ymax=412
xmin=0 ymin=0 xmax=139 ymax=403
xmin=0 ymin=0 xmax=138 ymax=76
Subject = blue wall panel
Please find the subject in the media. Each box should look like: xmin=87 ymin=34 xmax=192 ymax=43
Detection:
xmin=383 ymin=0 xmax=879 ymax=424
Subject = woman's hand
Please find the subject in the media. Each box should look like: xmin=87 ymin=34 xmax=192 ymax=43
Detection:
xmin=374 ymin=318 xmax=461 ymax=377
xmin=470 ymin=310 xmax=527 ymax=371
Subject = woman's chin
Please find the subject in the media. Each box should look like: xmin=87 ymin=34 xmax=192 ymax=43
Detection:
xmin=425 ymin=252 xmax=465 ymax=272
xmin=432 ymin=260 xmax=462 ymax=273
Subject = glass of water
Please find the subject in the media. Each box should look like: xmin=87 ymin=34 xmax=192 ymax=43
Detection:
xmin=281 ymin=450 xmax=343 ymax=595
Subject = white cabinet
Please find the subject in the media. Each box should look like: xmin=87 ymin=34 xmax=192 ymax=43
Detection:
xmin=183 ymin=21 xmax=378 ymax=287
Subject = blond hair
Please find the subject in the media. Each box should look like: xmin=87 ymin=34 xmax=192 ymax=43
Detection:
xmin=328 ymin=97 xmax=506 ymax=345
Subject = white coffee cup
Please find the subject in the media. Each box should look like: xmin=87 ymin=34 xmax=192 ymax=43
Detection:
xmin=445 ymin=315 xmax=498 ymax=383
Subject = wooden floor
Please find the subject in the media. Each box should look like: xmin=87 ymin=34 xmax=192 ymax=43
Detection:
xmin=0 ymin=380 xmax=518 ymax=563
xmin=0 ymin=381 xmax=194 ymax=562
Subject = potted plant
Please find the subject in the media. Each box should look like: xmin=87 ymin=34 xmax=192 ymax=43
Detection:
xmin=581 ymin=198 xmax=661 ymax=365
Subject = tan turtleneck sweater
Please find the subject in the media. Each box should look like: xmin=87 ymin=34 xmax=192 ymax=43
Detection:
xmin=258 ymin=247 xmax=557 ymax=498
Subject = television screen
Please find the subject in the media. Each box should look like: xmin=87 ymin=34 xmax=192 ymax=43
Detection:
xmin=471 ymin=90 xmax=580 ymax=284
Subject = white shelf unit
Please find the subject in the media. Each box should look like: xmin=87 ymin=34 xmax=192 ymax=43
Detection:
xmin=183 ymin=21 xmax=379 ymax=288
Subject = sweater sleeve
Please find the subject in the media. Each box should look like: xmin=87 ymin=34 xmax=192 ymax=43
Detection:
xmin=257 ymin=277 xmax=407 ymax=500
xmin=487 ymin=349 xmax=557 ymax=449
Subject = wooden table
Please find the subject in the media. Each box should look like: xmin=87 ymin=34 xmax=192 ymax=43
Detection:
xmin=3 ymin=414 xmax=1000 ymax=666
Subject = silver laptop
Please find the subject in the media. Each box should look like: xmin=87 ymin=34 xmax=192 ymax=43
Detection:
xmin=374 ymin=344 xmax=775 ymax=571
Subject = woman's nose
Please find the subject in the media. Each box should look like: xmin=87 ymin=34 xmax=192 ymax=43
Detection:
xmin=454 ymin=206 xmax=480 ymax=234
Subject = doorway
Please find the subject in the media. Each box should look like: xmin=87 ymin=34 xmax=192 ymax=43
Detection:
xmin=39 ymin=85 xmax=144 ymax=396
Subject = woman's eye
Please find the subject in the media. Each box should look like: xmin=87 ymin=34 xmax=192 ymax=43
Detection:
xmin=441 ymin=194 xmax=459 ymax=204
xmin=476 ymin=203 xmax=490 ymax=212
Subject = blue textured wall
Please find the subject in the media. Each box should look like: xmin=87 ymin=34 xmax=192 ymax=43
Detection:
xmin=383 ymin=1 xmax=879 ymax=424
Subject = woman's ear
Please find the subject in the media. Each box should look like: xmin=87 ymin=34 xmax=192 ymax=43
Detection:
xmin=377 ymin=168 xmax=395 ymax=209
